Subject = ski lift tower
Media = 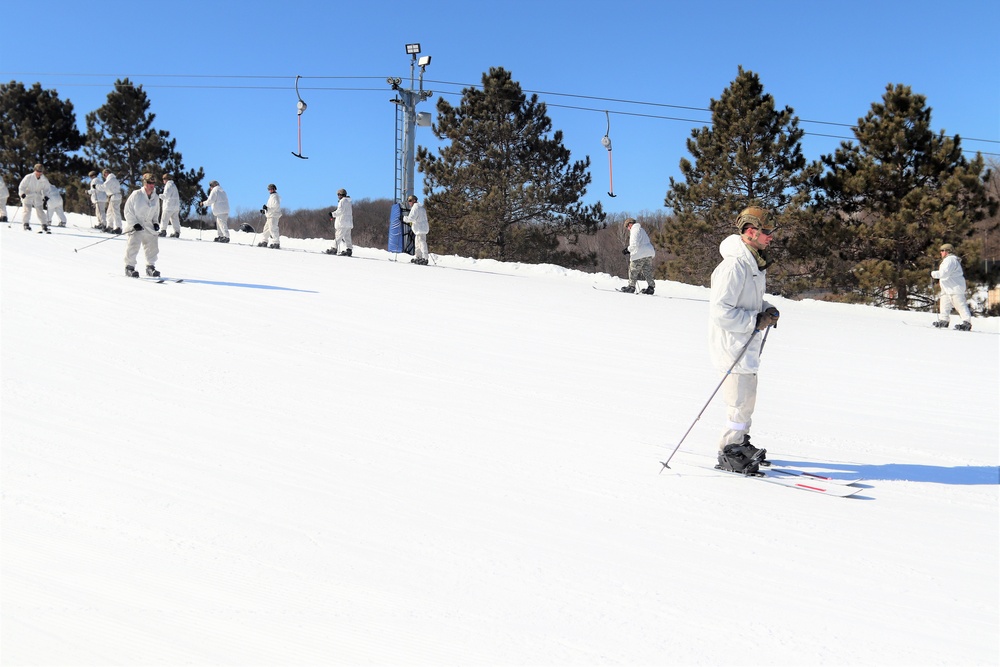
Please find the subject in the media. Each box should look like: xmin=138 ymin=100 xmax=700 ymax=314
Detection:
xmin=388 ymin=43 xmax=433 ymax=204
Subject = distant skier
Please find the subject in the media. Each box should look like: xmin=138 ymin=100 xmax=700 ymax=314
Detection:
xmin=18 ymin=164 xmax=52 ymax=232
xmin=46 ymin=183 xmax=67 ymax=227
xmin=709 ymin=206 xmax=781 ymax=474
xmin=620 ymin=218 xmax=656 ymax=294
xmin=325 ymin=188 xmax=353 ymax=256
xmin=403 ymin=194 xmax=429 ymax=265
xmin=88 ymin=170 xmax=108 ymax=229
xmin=159 ymin=174 xmax=181 ymax=238
xmin=201 ymin=180 xmax=231 ymax=243
xmin=102 ymin=169 xmax=124 ymax=234
xmin=0 ymin=175 xmax=9 ymax=222
xmin=123 ymin=173 xmax=162 ymax=278
xmin=931 ymin=244 xmax=972 ymax=331
xmin=258 ymin=183 xmax=282 ymax=249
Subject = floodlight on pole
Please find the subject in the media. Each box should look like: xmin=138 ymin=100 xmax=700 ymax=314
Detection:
xmin=389 ymin=43 xmax=433 ymax=205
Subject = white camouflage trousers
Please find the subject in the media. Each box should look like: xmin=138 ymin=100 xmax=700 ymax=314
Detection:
xmin=718 ymin=372 xmax=758 ymax=450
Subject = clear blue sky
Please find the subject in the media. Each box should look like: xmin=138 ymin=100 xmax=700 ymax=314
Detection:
xmin=4 ymin=0 xmax=998 ymax=218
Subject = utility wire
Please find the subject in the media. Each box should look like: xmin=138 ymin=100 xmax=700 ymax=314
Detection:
xmin=4 ymin=71 xmax=998 ymax=153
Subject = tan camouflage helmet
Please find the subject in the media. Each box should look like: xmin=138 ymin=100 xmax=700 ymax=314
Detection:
xmin=736 ymin=206 xmax=772 ymax=232
xmin=939 ymin=243 xmax=954 ymax=253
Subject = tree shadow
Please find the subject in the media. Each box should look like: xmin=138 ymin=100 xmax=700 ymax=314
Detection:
xmin=770 ymin=460 xmax=999 ymax=486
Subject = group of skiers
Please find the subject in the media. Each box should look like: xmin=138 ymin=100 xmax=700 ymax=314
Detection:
xmin=1 ymin=164 xmax=69 ymax=233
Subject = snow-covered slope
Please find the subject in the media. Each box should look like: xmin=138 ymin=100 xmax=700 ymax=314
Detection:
xmin=2 ymin=212 xmax=998 ymax=665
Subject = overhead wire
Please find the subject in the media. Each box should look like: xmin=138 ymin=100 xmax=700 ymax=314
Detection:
xmin=3 ymin=71 xmax=997 ymax=155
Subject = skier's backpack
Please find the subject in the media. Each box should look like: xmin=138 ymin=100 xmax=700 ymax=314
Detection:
xmin=717 ymin=443 xmax=762 ymax=475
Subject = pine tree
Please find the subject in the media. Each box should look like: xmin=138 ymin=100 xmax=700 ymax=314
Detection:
xmin=416 ymin=67 xmax=604 ymax=266
xmin=812 ymin=83 xmax=997 ymax=309
xmin=0 ymin=81 xmax=85 ymax=207
xmin=659 ymin=67 xmax=817 ymax=291
xmin=84 ymin=79 xmax=204 ymax=221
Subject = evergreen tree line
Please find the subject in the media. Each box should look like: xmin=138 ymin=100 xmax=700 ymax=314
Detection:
xmin=2 ymin=68 xmax=997 ymax=310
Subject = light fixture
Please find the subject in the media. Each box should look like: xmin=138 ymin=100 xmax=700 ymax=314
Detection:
xmin=405 ymin=43 xmax=421 ymax=55
xmin=417 ymin=55 xmax=432 ymax=67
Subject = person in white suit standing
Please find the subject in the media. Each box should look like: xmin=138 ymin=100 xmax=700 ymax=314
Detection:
xmin=258 ymin=183 xmax=282 ymax=249
xmin=201 ymin=179 xmax=230 ymax=243
xmin=46 ymin=183 xmax=67 ymax=227
xmin=931 ymin=243 xmax=972 ymax=331
xmin=18 ymin=163 xmax=52 ymax=232
xmin=159 ymin=174 xmax=181 ymax=238
xmin=325 ymin=188 xmax=354 ymax=256
xmin=102 ymin=169 xmax=123 ymax=233
xmin=709 ymin=206 xmax=781 ymax=473
xmin=403 ymin=194 xmax=430 ymax=265
xmin=123 ymin=173 xmax=162 ymax=278
xmin=0 ymin=175 xmax=9 ymax=223
xmin=88 ymin=170 xmax=108 ymax=229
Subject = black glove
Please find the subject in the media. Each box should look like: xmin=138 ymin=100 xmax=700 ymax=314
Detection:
xmin=755 ymin=307 xmax=780 ymax=330
xmin=261 ymin=206 xmax=267 ymax=214
xmin=43 ymin=197 xmax=49 ymax=209
xmin=132 ymin=223 xmax=143 ymax=232
xmin=329 ymin=211 xmax=335 ymax=220
xmin=622 ymin=248 xmax=630 ymax=255
xmin=153 ymin=223 xmax=160 ymax=231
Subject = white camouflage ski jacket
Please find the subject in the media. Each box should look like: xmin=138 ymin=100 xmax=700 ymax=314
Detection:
xmin=403 ymin=201 xmax=428 ymax=234
xmin=18 ymin=172 xmax=52 ymax=207
xmin=931 ymin=254 xmax=967 ymax=295
xmin=333 ymin=196 xmax=353 ymax=230
xmin=203 ymin=185 xmax=230 ymax=215
xmin=124 ymin=187 xmax=160 ymax=232
xmin=627 ymin=222 xmax=655 ymax=260
xmin=159 ymin=179 xmax=180 ymax=212
xmin=708 ymin=234 xmax=775 ymax=375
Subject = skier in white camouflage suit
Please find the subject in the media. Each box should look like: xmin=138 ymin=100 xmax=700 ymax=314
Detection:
xmin=931 ymin=243 xmax=972 ymax=331
xmin=158 ymin=173 xmax=181 ymax=237
xmin=18 ymin=163 xmax=52 ymax=232
xmin=201 ymin=179 xmax=230 ymax=243
xmin=325 ymin=188 xmax=353 ymax=256
xmin=258 ymin=183 xmax=282 ymax=249
xmin=102 ymin=169 xmax=124 ymax=233
xmin=709 ymin=206 xmax=781 ymax=470
xmin=0 ymin=175 xmax=9 ymax=223
xmin=123 ymin=173 xmax=161 ymax=278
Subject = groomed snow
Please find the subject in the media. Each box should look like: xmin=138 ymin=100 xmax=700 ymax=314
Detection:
xmin=2 ymin=211 xmax=998 ymax=666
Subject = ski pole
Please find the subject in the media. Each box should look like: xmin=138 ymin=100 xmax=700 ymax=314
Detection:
xmin=73 ymin=228 xmax=134 ymax=253
xmin=659 ymin=328 xmax=762 ymax=472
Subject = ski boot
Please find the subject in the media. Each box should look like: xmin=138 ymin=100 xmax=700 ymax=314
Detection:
xmin=954 ymin=321 xmax=972 ymax=331
xmin=145 ymin=265 xmax=160 ymax=278
xmin=158 ymin=229 xmax=167 ymax=237
xmin=620 ymin=285 xmax=635 ymax=293
xmin=23 ymin=222 xmax=31 ymax=231
xmin=641 ymin=284 xmax=655 ymax=295
xmin=169 ymin=231 xmax=180 ymax=238
xmin=339 ymin=248 xmax=352 ymax=257
xmin=257 ymin=241 xmax=269 ymax=247
xmin=221 ymin=237 xmax=230 ymax=243
xmin=324 ymin=247 xmax=338 ymax=255
xmin=932 ymin=320 xmax=949 ymax=328
xmin=125 ymin=265 xmax=139 ymax=278
xmin=741 ymin=435 xmax=769 ymax=467
xmin=269 ymin=243 xmax=280 ymax=249
xmin=40 ymin=224 xmax=51 ymax=234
